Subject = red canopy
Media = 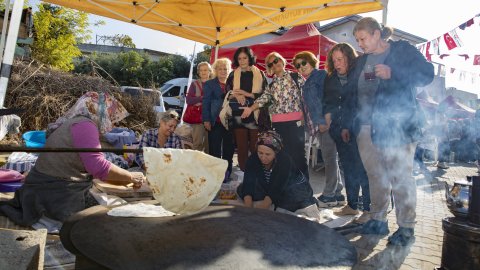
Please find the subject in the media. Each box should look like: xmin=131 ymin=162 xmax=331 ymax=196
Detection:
xmin=211 ymin=23 xmax=337 ymax=71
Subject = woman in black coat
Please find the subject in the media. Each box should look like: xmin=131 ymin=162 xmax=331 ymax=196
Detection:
xmin=237 ymin=130 xmax=317 ymax=212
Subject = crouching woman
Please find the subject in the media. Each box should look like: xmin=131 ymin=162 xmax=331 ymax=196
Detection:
xmin=237 ymin=130 xmax=318 ymax=214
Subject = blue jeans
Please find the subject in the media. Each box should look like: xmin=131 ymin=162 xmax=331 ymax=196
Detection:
xmin=208 ymin=124 xmax=234 ymax=173
xmin=335 ymin=136 xmax=370 ymax=211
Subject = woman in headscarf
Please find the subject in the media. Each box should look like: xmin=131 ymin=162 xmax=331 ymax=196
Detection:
xmin=0 ymin=92 xmax=144 ymax=227
xmin=237 ymin=130 xmax=317 ymax=213
xmin=225 ymin=47 xmax=266 ymax=172
xmin=346 ymin=17 xmax=434 ymax=245
xmin=135 ymin=110 xmax=182 ymax=170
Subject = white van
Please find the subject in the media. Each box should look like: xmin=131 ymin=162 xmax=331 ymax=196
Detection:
xmin=160 ymin=78 xmax=189 ymax=110
xmin=119 ymin=86 xmax=166 ymax=114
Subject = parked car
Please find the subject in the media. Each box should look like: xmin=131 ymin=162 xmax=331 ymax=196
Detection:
xmin=160 ymin=78 xmax=189 ymax=110
xmin=119 ymin=86 xmax=166 ymax=115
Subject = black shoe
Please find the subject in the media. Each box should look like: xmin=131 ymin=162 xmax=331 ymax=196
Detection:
xmin=387 ymin=227 xmax=415 ymax=246
xmin=361 ymin=219 xmax=389 ymax=235
xmin=335 ymin=194 xmax=347 ymax=206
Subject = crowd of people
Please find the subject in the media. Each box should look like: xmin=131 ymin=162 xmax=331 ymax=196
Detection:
xmin=0 ymin=17 xmax=435 ymax=247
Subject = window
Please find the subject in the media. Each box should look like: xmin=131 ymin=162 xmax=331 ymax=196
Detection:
xmin=163 ymin=86 xmax=180 ymax=97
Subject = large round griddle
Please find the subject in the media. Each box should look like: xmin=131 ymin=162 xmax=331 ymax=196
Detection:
xmin=61 ymin=204 xmax=356 ymax=269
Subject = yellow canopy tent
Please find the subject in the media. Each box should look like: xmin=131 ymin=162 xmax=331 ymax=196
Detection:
xmin=43 ymin=0 xmax=384 ymax=47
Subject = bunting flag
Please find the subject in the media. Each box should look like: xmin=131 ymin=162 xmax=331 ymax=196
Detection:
xmin=431 ymin=37 xmax=440 ymax=55
xmin=474 ymin=55 xmax=480 ymax=65
xmin=425 ymin=41 xmax=432 ymax=60
xmin=443 ymin=29 xmax=463 ymax=50
xmin=459 ymin=18 xmax=474 ymax=30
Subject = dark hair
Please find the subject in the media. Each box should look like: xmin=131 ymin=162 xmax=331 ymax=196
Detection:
xmin=293 ymin=51 xmax=319 ymax=69
xmin=326 ymin=43 xmax=358 ymax=76
xmin=233 ymin=47 xmax=256 ymax=67
xmin=353 ymin=17 xmax=393 ymax=40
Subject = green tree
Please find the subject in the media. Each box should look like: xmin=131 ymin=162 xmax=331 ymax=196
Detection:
xmin=31 ymin=4 xmax=89 ymax=71
xmin=110 ymin=34 xmax=136 ymax=48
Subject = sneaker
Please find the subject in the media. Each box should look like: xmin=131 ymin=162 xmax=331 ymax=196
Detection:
xmin=387 ymin=227 xmax=415 ymax=246
xmin=334 ymin=205 xmax=359 ymax=216
xmin=361 ymin=219 xmax=389 ymax=235
xmin=317 ymin=195 xmax=338 ymax=208
xmin=437 ymin=162 xmax=449 ymax=169
xmin=354 ymin=211 xmax=371 ymax=224
xmin=335 ymin=194 xmax=347 ymax=206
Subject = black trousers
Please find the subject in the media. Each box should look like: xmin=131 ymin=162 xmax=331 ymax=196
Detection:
xmin=208 ymin=124 xmax=234 ymax=173
xmin=272 ymin=121 xmax=308 ymax=178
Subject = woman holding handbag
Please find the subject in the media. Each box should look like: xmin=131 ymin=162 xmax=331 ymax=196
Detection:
xmin=226 ymin=47 xmax=267 ymax=171
xmin=184 ymin=61 xmax=212 ymax=152
xmin=202 ymin=58 xmax=235 ymax=181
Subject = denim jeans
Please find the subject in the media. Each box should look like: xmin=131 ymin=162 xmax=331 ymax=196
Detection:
xmin=208 ymin=124 xmax=234 ymax=173
xmin=335 ymin=136 xmax=370 ymax=211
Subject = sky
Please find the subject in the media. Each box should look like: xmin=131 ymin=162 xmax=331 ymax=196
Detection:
xmin=29 ymin=0 xmax=479 ymax=57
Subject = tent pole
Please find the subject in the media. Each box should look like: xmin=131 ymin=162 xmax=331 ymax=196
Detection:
xmin=0 ymin=0 xmax=24 ymax=108
xmin=180 ymin=42 xmax=197 ymax=124
xmin=0 ymin=0 xmax=12 ymax=68
xmin=214 ymin=46 xmax=219 ymax=61
xmin=381 ymin=0 xmax=389 ymax=25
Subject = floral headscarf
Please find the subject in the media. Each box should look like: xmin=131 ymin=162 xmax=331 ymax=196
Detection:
xmin=257 ymin=130 xmax=283 ymax=153
xmin=47 ymin=91 xmax=129 ymax=135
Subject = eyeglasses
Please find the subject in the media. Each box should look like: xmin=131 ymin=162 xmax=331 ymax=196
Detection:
xmin=295 ymin=60 xmax=308 ymax=69
xmin=267 ymin=57 xmax=280 ymax=68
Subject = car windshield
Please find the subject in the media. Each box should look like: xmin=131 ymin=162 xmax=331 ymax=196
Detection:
xmin=160 ymin=83 xmax=174 ymax=92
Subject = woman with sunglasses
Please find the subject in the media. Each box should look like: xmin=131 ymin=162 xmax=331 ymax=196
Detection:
xmin=225 ymin=47 xmax=267 ymax=172
xmin=323 ymin=43 xmax=370 ymax=223
xmin=241 ymin=52 xmax=308 ymax=178
xmin=202 ymin=58 xmax=235 ymax=180
xmin=135 ymin=110 xmax=182 ymax=170
xmin=292 ymin=51 xmax=345 ymax=208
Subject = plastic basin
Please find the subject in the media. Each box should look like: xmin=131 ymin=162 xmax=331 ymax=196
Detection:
xmin=22 ymin=131 xmax=46 ymax=148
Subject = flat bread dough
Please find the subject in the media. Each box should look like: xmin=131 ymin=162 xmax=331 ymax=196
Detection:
xmin=107 ymin=203 xmax=175 ymax=217
xmin=143 ymin=147 xmax=227 ymax=215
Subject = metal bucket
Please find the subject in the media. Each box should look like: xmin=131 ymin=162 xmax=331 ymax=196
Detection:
xmin=441 ymin=217 xmax=480 ymax=270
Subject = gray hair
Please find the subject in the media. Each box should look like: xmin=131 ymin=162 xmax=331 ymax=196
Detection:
xmin=159 ymin=109 xmax=180 ymax=123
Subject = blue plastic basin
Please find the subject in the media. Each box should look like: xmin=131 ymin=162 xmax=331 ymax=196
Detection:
xmin=22 ymin=131 xmax=46 ymax=148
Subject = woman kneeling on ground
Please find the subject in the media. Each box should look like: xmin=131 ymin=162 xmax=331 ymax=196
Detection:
xmin=0 ymin=92 xmax=144 ymax=227
xmin=237 ymin=130 xmax=318 ymax=216
xmin=135 ymin=110 xmax=182 ymax=170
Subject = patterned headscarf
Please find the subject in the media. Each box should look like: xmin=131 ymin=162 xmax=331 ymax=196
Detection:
xmin=47 ymin=91 xmax=129 ymax=135
xmin=257 ymin=130 xmax=283 ymax=153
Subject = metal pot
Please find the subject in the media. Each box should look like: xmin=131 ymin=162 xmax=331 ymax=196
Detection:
xmin=445 ymin=179 xmax=472 ymax=218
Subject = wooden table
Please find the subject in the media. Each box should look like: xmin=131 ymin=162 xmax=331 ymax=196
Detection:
xmin=61 ymin=204 xmax=357 ymax=269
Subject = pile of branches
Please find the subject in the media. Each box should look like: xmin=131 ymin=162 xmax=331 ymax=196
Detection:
xmin=5 ymin=59 xmax=158 ymax=138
